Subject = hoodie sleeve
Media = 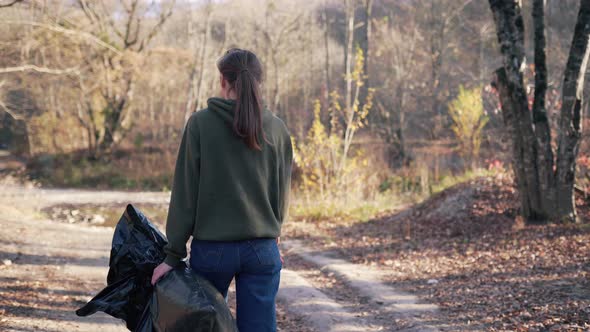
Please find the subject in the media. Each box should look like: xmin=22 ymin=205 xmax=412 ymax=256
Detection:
xmin=278 ymin=127 xmax=294 ymax=225
xmin=163 ymin=115 xmax=200 ymax=267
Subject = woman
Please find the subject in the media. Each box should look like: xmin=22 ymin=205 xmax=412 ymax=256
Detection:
xmin=151 ymin=48 xmax=293 ymax=332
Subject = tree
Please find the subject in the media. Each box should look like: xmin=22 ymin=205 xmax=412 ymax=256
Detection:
xmin=357 ymin=0 xmax=373 ymax=115
xmin=372 ymin=11 xmax=421 ymax=167
xmin=337 ymin=46 xmax=374 ymax=174
xmin=422 ymin=0 xmax=473 ymax=139
xmin=75 ymin=0 xmax=175 ymax=153
xmin=256 ymin=1 xmax=302 ymax=120
xmin=321 ymin=0 xmax=332 ymax=106
xmin=184 ymin=0 xmax=213 ymax=122
xmin=488 ymin=0 xmax=590 ymax=222
xmin=343 ymin=0 xmax=355 ymax=130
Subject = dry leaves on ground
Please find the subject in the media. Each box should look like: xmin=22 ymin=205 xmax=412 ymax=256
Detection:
xmin=284 ymin=176 xmax=590 ymax=331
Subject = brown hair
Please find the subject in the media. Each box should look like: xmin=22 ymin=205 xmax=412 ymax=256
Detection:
xmin=217 ymin=48 xmax=266 ymax=150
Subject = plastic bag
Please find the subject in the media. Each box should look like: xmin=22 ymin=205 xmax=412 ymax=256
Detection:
xmin=75 ymin=204 xmax=237 ymax=332
xmin=148 ymin=265 xmax=237 ymax=332
xmin=76 ymin=204 xmax=166 ymax=330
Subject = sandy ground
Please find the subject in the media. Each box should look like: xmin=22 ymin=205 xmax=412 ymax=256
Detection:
xmin=0 ymin=198 xmax=127 ymax=331
xmin=2 ymin=185 xmax=433 ymax=332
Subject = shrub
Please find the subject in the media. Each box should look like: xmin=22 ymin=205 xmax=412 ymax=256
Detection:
xmin=448 ymin=85 xmax=489 ymax=170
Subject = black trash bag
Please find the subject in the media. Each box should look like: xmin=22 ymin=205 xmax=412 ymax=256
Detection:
xmin=75 ymin=204 xmax=237 ymax=332
xmin=76 ymin=204 xmax=167 ymax=330
xmin=145 ymin=265 xmax=238 ymax=332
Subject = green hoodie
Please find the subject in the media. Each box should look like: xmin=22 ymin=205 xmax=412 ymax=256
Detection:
xmin=163 ymin=97 xmax=293 ymax=267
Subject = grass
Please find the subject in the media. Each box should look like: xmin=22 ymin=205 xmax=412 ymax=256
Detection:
xmin=291 ymin=167 xmax=508 ymax=224
xmin=430 ymin=167 xmax=502 ymax=194
xmin=290 ymin=192 xmax=414 ymax=223
xmin=28 ymin=148 xmax=175 ymax=191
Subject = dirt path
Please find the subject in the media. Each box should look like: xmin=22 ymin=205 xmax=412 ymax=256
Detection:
xmin=282 ymin=241 xmax=442 ymax=332
xmin=0 ymin=185 xmax=441 ymax=331
xmin=0 ymin=202 xmax=126 ymax=331
xmin=0 ymin=185 xmax=178 ymax=331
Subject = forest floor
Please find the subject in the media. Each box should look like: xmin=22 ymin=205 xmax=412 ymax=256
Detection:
xmin=0 ymin=149 xmax=589 ymax=331
xmin=281 ymin=176 xmax=590 ymax=331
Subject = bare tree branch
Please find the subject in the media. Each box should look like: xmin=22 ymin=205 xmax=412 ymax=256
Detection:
xmin=0 ymin=0 xmax=24 ymax=8
xmin=0 ymin=65 xmax=80 ymax=75
xmin=123 ymin=0 xmax=140 ymax=48
xmin=137 ymin=0 xmax=176 ymax=52
xmin=2 ymin=20 xmax=122 ymax=55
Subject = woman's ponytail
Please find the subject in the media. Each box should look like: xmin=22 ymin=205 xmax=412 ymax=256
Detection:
xmin=217 ymin=49 xmax=265 ymax=150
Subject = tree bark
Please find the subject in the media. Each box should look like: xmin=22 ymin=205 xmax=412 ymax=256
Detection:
xmin=184 ymin=9 xmax=199 ymax=121
xmin=344 ymin=0 xmax=355 ymax=128
xmin=322 ymin=0 xmax=331 ymax=104
xmin=488 ymin=0 xmax=546 ymax=221
xmin=358 ymin=0 xmax=372 ymax=112
xmin=493 ymin=68 xmax=536 ymax=218
xmin=532 ymin=0 xmax=556 ymax=214
xmin=395 ymin=84 xmax=407 ymax=165
xmin=428 ymin=2 xmax=445 ymax=139
xmin=100 ymin=77 xmax=134 ymax=151
xmin=555 ymin=0 xmax=590 ymax=222
xmin=193 ymin=1 xmax=213 ymax=114
xmin=489 ymin=0 xmax=590 ymax=223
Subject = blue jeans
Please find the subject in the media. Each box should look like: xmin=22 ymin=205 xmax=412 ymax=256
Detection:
xmin=189 ymin=238 xmax=282 ymax=332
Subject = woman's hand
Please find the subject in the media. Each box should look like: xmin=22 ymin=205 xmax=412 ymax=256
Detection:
xmin=151 ymin=262 xmax=173 ymax=286
xmin=276 ymin=237 xmax=284 ymax=265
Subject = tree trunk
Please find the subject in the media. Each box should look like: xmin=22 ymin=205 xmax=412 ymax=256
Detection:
xmin=194 ymin=2 xmax=213 ymax=113
xmin=264 ymin=4 xmax=272 ymax=105
xmin=184 ymin=14 xmax=198 ymax=122
xmin=271 ymin=50 xmax=281 ymax=116
xmin=488 ymin=0 xmax=590 ymax=223
xmin=322 ymin=0 xmax=331 ymax=107
xmin=358 ymin=0 xmax=372 ymax=112
xmin=99 ymin=76 xmax=134 ymax=152
xmin=554 ymin=0 xmax=590 ymax=222
xmin=344 ymin=0 xmax=355 ymax=128
xmin=75 ymin=101 xmax=97 ymax=154
xmin=531 ymin=0 xmax=556 ymax=214
xmin=488 ymin=0 xmax=547 ymax=222
xmin=428 ymin=2 xmax=445 ymax=139
xmin=184 ymin=65 xmax=198 ymax=122
xmin=396 ymin=84 xmax=407 ymax=166
xmin=493 ymin=68 xmax=541 ymax=219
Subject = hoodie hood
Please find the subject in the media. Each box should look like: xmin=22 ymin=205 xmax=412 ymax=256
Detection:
xmin=207 ymin=97 xmax=273 ymax=125
xmin=207 ymin=97 xmax=236 ymax=124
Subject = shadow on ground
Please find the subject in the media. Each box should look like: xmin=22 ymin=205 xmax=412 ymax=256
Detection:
xmin=289 ymin=176 xmax=590 ymax=330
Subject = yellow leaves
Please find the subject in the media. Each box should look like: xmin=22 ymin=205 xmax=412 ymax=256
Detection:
xmin=294 ymin=97 xmax=371 ymax=200
xmin=448 ymin=85 xmax=489 ymax=167
xmin=308 ymin=99 xmax=328 ymax=143
xmin=293 ymin=99 xmax=334 ymax=198
xmin=291 ymin=135 xmax=300 ymax=165
xmin=351 ymin=46 xmax=366 ymax=84
xmin=357 ymin=87 xmax=375 ymax=129
xmin=294 ymin=47 xmax=376 ymax=202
